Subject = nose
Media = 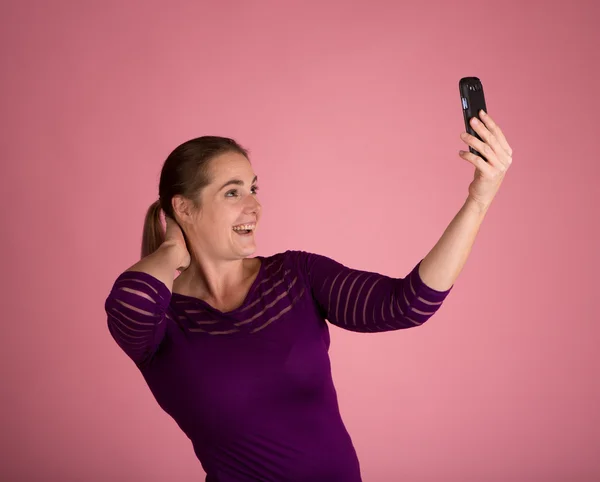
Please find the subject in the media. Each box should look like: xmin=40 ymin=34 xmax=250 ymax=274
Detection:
xmin=243 ymin=193 xmax=261 ymax=214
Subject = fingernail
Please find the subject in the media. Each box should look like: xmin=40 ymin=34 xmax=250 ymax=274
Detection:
xmin=480 ymin=109 xmax=486 ymax=116
xmin=471 ymin=117 xmax=479 ymax=125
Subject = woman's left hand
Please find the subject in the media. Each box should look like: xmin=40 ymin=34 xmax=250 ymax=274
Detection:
xmin=459 ymin=110 xmax=513 ymax=210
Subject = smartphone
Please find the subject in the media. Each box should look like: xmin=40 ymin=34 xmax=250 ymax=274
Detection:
xmin=459 ymin=77 xmax=488 ymax=161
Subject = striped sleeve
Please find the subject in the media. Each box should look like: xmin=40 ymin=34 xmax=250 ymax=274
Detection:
xmin=104 ymin=270 xmax=172 ymax=366
xmin=292 ymin=251 xmax=452 ymax=333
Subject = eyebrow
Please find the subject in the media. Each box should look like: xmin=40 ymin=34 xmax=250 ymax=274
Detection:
xmin=218 ymin=175 xmax=258 ymax=191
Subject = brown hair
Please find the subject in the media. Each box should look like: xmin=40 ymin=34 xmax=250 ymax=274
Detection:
xmin=141 ymin=136 xmax=249 ymax=258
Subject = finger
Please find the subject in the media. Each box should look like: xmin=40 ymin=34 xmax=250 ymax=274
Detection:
xmin=479 ymin=110 xmax=513 ymax=157
xmin=167 ymin=216 xmax=183 ymax=232
xmin=459 ymin=149 xmax=495 ymax=176
xmin=460 ymin=132 xmax=499 ymax=167
xmin=165 ymin=215 xmax=180 ymax=232
xmin=469 ymin=117 xmax=510 ymax=168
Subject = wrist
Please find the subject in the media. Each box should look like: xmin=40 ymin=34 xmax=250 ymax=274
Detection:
xmin=464 ymin=196 xmax=491 ymax=216
xmin=158 ymin=241 xmax=188 ymax=268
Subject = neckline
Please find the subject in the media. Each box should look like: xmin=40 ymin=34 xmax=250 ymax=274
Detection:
xmin=171 ymin=256 xmax=266 ymax=316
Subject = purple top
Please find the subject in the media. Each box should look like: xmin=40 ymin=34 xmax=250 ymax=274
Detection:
xmin=105 ymin=250 xmax=452 ymax=481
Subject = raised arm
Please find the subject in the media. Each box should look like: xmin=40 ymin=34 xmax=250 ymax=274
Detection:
xmin=292 ymin=251 xmax=452 ymax=333
xmin=105 ymin=218 xmax=190 ymax=366
xmin=417 ymin=108 xmax=514 ymax=290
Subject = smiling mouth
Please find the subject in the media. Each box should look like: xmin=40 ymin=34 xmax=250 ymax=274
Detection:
xmin=232 ymin=223 xmax=256 ymax=235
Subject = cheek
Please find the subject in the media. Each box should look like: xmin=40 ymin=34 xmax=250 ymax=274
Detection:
xmin=197 ymin=209 xmax=226 ymax=233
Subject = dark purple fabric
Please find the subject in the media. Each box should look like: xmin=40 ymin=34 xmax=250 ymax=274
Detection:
xmin=105 ymin=250 xmax=452 ymax=481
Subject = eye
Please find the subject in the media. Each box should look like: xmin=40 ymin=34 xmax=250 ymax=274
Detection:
xmin=251 ymin=185 xmax=259 ymax=194
xmin=225 ymin=189 xmax=239 ymax=198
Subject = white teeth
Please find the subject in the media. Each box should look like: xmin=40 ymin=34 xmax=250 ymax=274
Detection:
xmin=232 ymin=224 xmax=255 ymax=231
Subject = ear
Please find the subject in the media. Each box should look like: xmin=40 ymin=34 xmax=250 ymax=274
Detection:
xmin=171 ymin=195 xmax=196 ymax=224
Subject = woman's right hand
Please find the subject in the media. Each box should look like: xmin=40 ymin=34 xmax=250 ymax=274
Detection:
xmin=163 ymin=216 xmax=191 ymax=272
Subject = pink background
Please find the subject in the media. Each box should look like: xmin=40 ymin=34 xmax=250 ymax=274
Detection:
xmin=2 ymin=0 xmax=599 ymax=480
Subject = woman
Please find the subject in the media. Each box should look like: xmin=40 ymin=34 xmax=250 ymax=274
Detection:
xmin=105 ymin=111 xmax=512 ymax=481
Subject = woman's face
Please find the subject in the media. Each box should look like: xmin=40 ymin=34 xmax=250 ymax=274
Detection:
xmin=182 ymin=151 xmax=262 ymax=261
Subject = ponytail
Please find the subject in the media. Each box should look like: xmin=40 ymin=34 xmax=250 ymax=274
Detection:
xmin=141 ymin=200 xmax=165 ymax=259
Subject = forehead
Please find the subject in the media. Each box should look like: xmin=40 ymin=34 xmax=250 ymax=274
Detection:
xmin=209 ymin=151 xmax=254 ymax=180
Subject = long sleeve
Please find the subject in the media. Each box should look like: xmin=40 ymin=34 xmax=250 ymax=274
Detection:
xmin=292 ymin=250 xmax=453 ymax=333
xmin=104 ymin=270 xmax=172 ymax=366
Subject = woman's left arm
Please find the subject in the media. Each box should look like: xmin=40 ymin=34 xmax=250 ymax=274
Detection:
xmin=294 ymin=110 xmax=512 ymax=333
xmin=419 ymin=109 xmax=513 ymax=291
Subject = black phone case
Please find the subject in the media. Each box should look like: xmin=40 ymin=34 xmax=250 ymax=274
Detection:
xmin=459 ymin=77 xmax=488 ymax=161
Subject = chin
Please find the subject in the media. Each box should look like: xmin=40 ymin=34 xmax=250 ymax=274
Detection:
xmin=229 ymin=241 xmax=257 ymax=259
xmin=240 ymin=245 xmax=257 ymax=258
xmin=227 ymin=228 xmax=259 ymax=258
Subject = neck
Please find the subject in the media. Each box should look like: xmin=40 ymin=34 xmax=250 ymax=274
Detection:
xmin=174 ymin=254 xmax=256 ymax=305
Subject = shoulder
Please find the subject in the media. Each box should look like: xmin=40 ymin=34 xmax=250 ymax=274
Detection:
xmin=259 ymin=250 xmax=307 ymax=278
xmin=259 ymin=250 xmax=322 ymax=272
xmin=260 ymin=250 xmax=306 ymax=263
xmin=259 ymin=250 xmax=345 ymax=285
xmin=250 ymin=251 xmax=315 ymax=309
